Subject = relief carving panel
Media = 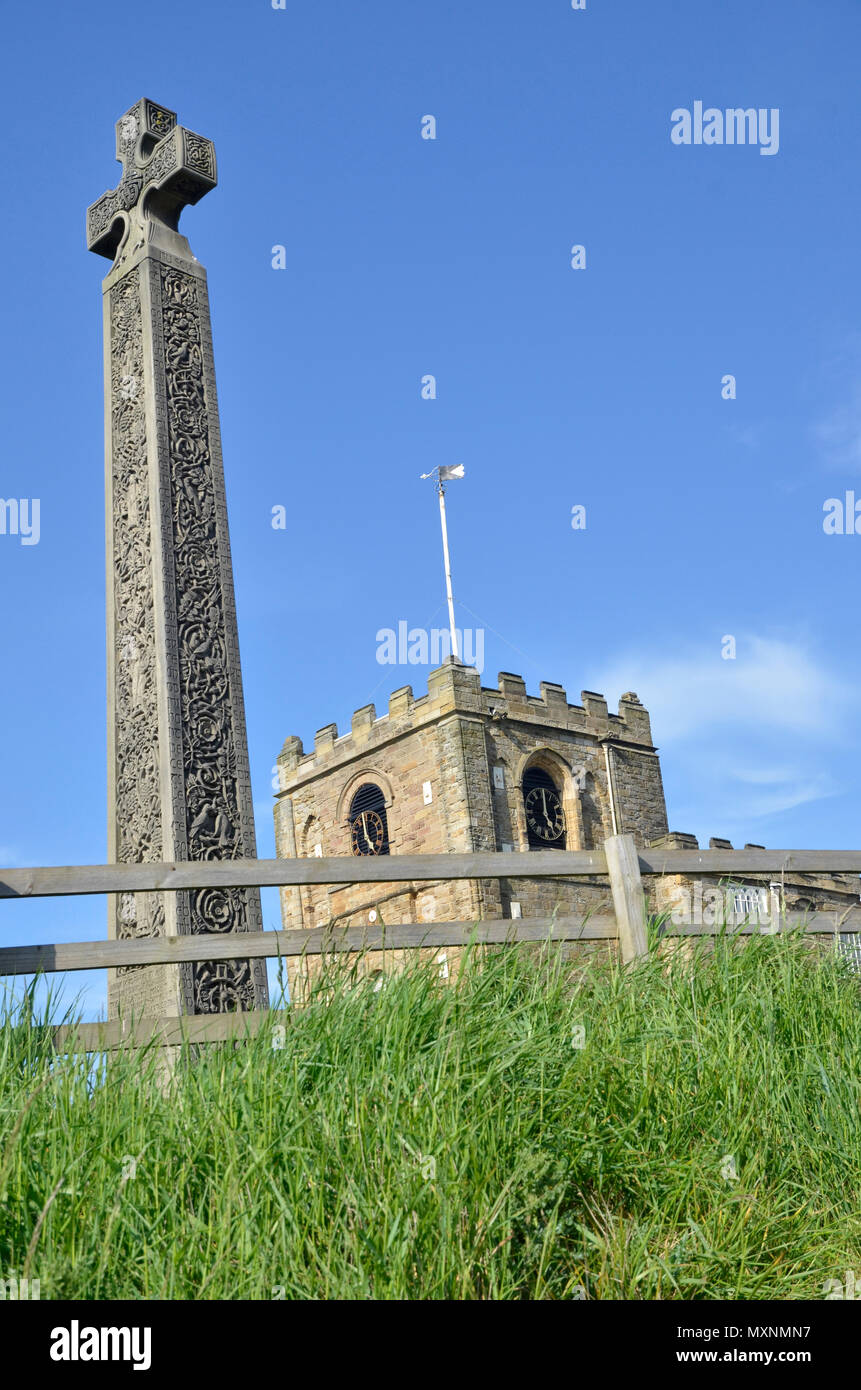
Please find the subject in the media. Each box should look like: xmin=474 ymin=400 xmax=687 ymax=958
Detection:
xmin=160 ymin=264 xmax=259 ymax=1013
xmin=109 ymin=269 xmax=164 ymax=960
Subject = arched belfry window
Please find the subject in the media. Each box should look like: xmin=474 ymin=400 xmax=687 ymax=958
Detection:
xmin=522 ymin=765 xmax=566 ymax=850
xmin=348 ymin=783 xmax=390 ymax=857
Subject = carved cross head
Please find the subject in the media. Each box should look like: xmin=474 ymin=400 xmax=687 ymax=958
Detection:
xmin=87 ymin=99 xmax=217 ymax=262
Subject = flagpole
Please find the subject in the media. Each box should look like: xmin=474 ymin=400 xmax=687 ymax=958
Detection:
xmin=420 ymin=464 xmax=465 ymax=664
xmin=437 ymin=478 xmax=460 ymax=662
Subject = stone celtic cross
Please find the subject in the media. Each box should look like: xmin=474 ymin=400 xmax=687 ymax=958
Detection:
xmin=88 ymin=100 xmax=268 ymax=1019
xmin=87 ymin=99 xmax=216 ymax=264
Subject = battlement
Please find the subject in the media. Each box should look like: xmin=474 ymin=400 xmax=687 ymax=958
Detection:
xmin=647 ymin=832 xmax=859 ymax=897
xmin=648 ymin=832 xmax=769 ymax=852
xmin=276 ymin=659 xmax=656 ymax=790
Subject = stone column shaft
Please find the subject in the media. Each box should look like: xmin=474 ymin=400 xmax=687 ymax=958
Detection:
xmin=91 ymin=98 xmax=268 ymax=1018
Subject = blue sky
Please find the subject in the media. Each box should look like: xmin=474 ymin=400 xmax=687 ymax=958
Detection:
xmin=1 ymin=0 xmax=860 ymax=1019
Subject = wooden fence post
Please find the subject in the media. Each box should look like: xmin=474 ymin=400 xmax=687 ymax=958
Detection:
xmin=605 ymin=834 xmax=648 ymax=963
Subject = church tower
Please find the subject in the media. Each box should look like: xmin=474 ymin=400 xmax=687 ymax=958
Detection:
xmin=274 ymin=658 xmax=668 ymax=999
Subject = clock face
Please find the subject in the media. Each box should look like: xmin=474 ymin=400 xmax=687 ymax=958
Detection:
xmin=350 ymin=809 xmax=386 ymax=856
xmin=524 ymin=786 xmax=565 ymax=842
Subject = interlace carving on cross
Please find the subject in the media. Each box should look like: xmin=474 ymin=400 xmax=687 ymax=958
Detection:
xmin=87 ymin=99 xmax=217 ymax=262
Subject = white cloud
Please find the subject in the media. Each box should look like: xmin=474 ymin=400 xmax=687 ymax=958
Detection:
xmin=584 ymin=635 xmax=851 ymax=825
xmin=810 ymin=338 xmax=861 ymax=470
xmin=589 ymin=636 xmax=851 ymax=743
xmin=812 ymin=385 xmax=861 ymax=469
xmin=696 ymin=763 xmax=837 ymax=822
xmin=726 ymin=422 xmax=763 ymax=450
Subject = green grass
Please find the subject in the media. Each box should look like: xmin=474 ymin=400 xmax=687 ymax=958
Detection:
xmin=1 ymin=929 xmax=860 ymax=1299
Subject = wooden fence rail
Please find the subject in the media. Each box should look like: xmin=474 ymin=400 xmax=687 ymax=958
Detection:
xmin=1 ymin=910 xmax=857 ymax=980
xmin=2 ymin=845 xmax=861 ymax=900
xmin=1 ymin=835 xmax=858 ymax=1050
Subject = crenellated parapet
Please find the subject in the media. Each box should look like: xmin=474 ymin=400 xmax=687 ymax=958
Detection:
xmin=647 ymin=832 xmax=859 ymax=906
xmin=273 ymin=663 xmax=859 ymax=999
xmin=276 ymin=660 xmax=657 ymax=791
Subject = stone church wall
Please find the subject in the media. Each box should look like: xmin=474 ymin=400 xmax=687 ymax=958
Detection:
xmin=274 ymin=660 xmax=859 ymax=1003
xmin=274 ymin=661 xmax=667 ymax=1000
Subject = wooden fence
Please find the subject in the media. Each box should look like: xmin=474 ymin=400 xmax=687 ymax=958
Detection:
xmin=2 ymin=835 xmax=860 ymax=1051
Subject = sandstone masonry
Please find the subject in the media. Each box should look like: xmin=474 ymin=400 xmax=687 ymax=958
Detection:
xmin=274 ymin=659 xmax=859 ymax=1001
